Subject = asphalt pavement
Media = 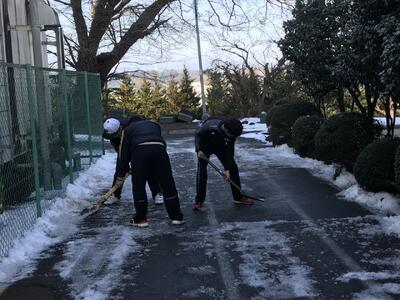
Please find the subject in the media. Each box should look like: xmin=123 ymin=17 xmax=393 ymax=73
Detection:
xmin=1 ymin=135 xmax=399 ymax=300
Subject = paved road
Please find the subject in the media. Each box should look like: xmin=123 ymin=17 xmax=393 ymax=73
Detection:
xmin=1 ymin=137 xmax=400 ymax=300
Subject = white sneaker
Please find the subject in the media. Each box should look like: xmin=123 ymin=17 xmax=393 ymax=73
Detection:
xmin=171 ymin=220 xmax=185 ymax=225
xmin=154 ymin=193 xmax=164 ymax=205
xmin=105 ymin=195 xmax=120 ymax=205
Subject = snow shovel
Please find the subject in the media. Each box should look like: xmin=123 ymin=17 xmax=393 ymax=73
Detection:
xmin=80 ymin=172 xmax=130 ymax=216
xmin=199 ymin=153 xmax=265 ymax=202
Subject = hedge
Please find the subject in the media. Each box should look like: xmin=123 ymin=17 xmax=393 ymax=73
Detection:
xmin=314 ymin=112 xmax=381 ymax=172
xmin=291 ymin=115 xmax=324 ymax=158
xmin=269 ymin=101 xmax=321 ymax=146
xmin=354 ymin=138 xmax=400 ymax=193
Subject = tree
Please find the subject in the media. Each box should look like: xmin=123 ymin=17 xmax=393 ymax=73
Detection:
xmin=148 ymin=75 xmax=176 ymax=120
xmin=279 ymin=0 xmax=345 ymax=113
xmin=110 ymin=75 xmax=137 ymax=115
xmin=164 ymin=75 xmax=179 ymax=114
xmin=53 ymin=0 xmax=175 ymax=85
xmin=135 ymin=76 xmax=153 ymax=117
xmin=206 ymin=70 xmax=229 ymax=116
xmin=51 ymin=0 xmax=292 ymax=87
xmin=175 ymin=67 xmax=199 ymax=113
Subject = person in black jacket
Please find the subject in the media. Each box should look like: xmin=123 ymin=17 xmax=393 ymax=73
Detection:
xmin=103 ymin=117 xmax=163 ymax=205
xmin=114 ymin=119 xmax=184 ymax=227
xmin=193 ymin=117 xmax=253 ymax=210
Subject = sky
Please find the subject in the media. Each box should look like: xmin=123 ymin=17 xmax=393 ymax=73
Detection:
xmin=50 ymin=0 xmax=292 ymax=73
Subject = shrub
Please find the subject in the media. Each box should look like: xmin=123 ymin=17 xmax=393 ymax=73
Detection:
xmin=292 ymin=115 xmax=324 ymax=158
xmin=354 ymin=138 xmax=400 ymax=193
xmin=393 ymin=145 xmax=400 ymax=191
xmin=269 ymin=101 xmax=321 ymax=146
xmin=265 ymin=99 xmax=297 ymax=126
xmin=314 ymin=112 xmax=382 ymax=172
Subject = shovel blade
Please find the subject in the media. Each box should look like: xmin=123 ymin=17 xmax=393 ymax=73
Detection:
xmin=80 ymin=204 xmax=99 ymax=216
xmin=242 ymin=193 xmax=265 ymax=202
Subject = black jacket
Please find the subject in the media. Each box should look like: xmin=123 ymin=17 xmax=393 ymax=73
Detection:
xmin=116 ymin=120 xmax=166 ymax=177
xmin=195 ymin=117 xmax=236 ymax=169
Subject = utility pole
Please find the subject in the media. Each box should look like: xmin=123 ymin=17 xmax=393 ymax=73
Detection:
xmin=193 ymin=0 xmax=207 ymax=119
xmin=30 ymin=0 xmax=52 ymax=190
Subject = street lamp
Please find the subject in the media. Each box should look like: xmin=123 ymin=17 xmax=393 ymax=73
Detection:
xmin=193 ymin=0 xmax=208 ymax=119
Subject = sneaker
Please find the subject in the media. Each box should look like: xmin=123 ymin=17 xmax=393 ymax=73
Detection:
xmin=171 ymin=219 xmax=185 ymax=225
xmin=129 ymin=219 xmax=149 ymax=228
xmin=233 ymin=198 xmax=254 ymax=205
xmin=154 ymin=193 xmax=164 ymax=205
xmin=192 ymin=202 xmax=203 ymax=211
xmin=105 ymin=195 xmax=121 ymax=205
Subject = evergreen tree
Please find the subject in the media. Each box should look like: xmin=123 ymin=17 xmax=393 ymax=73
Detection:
xmin=148 ymin=75 xmax=176 ymax=120
xmin=175 ymin=67 xmax=200 ymax=113
xmin=135 ymin=76 xmax=153 ymax=118
xmin=207 ymin=71 xmax=230 ymax=116
xmin=165 ymin=75 xmax=180 ymax=114
xmin=107 ymin=74 xmax=137 ymax=116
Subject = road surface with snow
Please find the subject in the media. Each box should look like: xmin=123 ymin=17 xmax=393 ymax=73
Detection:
xmin=1 ymin=132 xmax=400 ymax=300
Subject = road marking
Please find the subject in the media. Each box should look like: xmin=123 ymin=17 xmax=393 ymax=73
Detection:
xmin=207 ymin=203 xmax=241 ymax=300
xmin=264 ymin=171 xmax=394 ymax=300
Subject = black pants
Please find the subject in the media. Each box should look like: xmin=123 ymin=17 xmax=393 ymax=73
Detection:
xmin=131 ymin=145 xmax=183 ymax=222
xmin=195 ymin=151 xmax=242 ymax=203
xmin=112 ymin=166 xmax=161 ymax=199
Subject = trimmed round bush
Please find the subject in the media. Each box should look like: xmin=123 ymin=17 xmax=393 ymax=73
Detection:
xmin=291 ymin=115 xmax=324 ymax=158
xmin=354 ymin=138 xmax=400 ymax=193
xmin=314 ymin=112 xmax=382 ymax=172
xmin=265 ymin=99 xmax=297 ymax=126
xmin=269 ymin=101 xmax=321 ymax=146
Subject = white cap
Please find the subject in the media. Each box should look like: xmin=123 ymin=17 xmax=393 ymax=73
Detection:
xmin=103 ymin=118 xmax=120 ymax=134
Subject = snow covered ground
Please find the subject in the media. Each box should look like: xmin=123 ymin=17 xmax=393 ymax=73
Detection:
xmin=0 ymin=118 xmax=399 ymax=299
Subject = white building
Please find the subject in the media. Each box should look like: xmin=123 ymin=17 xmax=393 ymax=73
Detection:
xmin=0 ymin=0 xmax=62 ymax=167
xmin=0 ymin=0 xmax=62 ymax=65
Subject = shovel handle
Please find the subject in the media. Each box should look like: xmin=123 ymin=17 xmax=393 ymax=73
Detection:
xmin=199 ymin=152 xmax=265 ymax=202
xmin=97 ymin=172 xmax=130 ymax=207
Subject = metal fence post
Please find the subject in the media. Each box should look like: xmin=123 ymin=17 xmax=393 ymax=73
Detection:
xmin=60 ymin=70 xmax=74 ymax=183
xmin=25 ymin=64 xmax=42 ymax=218
xmin=84 ymin=72 xmax=93 ymax=164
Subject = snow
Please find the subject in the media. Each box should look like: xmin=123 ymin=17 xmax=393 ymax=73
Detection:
xmin=218 ymin=221 xmax=317 ymax=299
xmin=374 ymin=117 xmax=397 ymax=126
xmin=0 ymin=153 xmax=116 ymax=284
xmin=241 ymin=117 xmax=270 ymax=144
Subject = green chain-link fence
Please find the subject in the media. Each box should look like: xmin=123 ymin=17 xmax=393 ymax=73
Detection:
xmin=0 ymin=62 xmax=104 ymax=258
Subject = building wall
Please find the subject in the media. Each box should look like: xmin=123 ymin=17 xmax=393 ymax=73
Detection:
xmin=0 ymin=0 xmax=53 ymax=164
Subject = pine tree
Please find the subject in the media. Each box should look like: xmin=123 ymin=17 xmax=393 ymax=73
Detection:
xmin=165 ymin=75 xmax=179 ymax=112
xmin=175 ymin=67 xmax=200 ymax=113
xmin=135 ymin=76 xmax=153 ymax=118
xmin=147 ymin=76 xmax=169 ymax=120
xmin=207 ymin=71 xmax=230 ymax=115
xmin=116 ymin=75 xmax=136 ymax=115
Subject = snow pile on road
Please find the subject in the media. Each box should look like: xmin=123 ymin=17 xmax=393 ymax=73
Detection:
xmin=241 ymin=117 xmax=269 ymax=143
xmin=0 ymin=153 xmax=116 ymax=284
xmin=219 ymin=221 xmax=316 ymax=298
xmin=55 ymin=225 xmax=139 ymax=300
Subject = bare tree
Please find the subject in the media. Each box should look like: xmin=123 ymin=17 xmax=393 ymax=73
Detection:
xmin=50 ymin=0 xmax=292 ymax=86
xmin=52 ymin=0 xmax=179 ymax=85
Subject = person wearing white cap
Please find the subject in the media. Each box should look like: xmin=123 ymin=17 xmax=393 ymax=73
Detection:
xmin=103 ymin=116 xmax=164 ymax=205
xmin=115 ymin=118 xmax=184 ymax=227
